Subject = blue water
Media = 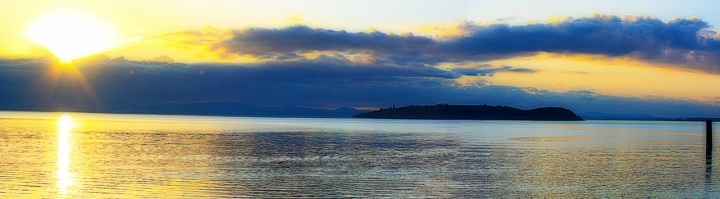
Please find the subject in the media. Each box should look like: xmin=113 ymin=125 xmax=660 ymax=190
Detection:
xmin=0 ymin=111 xmax=717 ymax=197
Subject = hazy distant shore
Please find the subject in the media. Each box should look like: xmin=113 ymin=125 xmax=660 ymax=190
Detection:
xmin=1 ymin=103 xmax=717 ymax=121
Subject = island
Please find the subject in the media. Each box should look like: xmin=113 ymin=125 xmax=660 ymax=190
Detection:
xmin=353 ymin=104 xmax=584 ymax=121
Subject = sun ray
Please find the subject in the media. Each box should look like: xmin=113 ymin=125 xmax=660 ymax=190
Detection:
xmin=37 ymin=63 xmax=104 ymax=109
xmin=64 ymin=64 xmax=103 ymax=107
xmin=23 ymin=9 xmax=112 ymax=110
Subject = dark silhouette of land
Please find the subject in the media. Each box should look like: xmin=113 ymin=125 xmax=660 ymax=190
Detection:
xmin=353 ymin=104 xmax=584 ymax=121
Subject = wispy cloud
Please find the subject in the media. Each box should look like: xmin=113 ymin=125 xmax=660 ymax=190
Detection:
xmin=449 ymin=65 xmax=537 ymax=76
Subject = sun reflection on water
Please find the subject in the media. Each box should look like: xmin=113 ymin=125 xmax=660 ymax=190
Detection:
xmin=57 ymin=113 xmax=74 ymax=195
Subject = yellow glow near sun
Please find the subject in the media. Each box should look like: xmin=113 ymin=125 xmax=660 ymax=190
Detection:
xmin=23 ymin=9 xmax=119 ymax=63
xmin=57 ymin=113 xmax=74 ymax=195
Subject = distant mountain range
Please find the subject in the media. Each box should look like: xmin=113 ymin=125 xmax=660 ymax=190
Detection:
xmin=115 ymin=103 xmax=365 ymax=118
xmin=2 ymin=103 xmax=364 ymax=118
xmin=353 ymin=104 xmax=584 ymax=121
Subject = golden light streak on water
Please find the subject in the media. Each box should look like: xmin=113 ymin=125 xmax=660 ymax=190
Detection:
xmin=57 ymin=113 xmax=74 ymax=195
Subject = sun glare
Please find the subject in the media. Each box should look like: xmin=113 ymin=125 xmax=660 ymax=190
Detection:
xmin=23 ymin=9 xmax=119 ymax=63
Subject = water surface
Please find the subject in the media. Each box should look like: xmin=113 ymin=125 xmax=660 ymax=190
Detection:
xmin=0 ymin=111 xmax=717 ymax=197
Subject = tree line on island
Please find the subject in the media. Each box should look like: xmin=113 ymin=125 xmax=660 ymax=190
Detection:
xmin=353 ymin=104 xmax=584 ymax=121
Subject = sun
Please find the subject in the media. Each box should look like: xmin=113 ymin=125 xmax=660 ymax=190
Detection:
xmin=23 ymin=9 xmax=119 ymax=63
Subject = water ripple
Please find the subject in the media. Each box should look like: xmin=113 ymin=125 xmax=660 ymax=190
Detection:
xmin=0 ymin=115 xmax=716 ymax=197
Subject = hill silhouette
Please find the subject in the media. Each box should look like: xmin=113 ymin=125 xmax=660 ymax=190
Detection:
xmin=353 ymin=104 xmax=584 ymax=121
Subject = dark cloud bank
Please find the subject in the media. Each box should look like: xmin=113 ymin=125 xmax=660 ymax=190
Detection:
xmin=1 ymin=56 xmax=718 ymax=117
xmin=199 ymin=14 xmax=720 ymax=73
xmin=2 ymin=14 xmax=720 ymax=117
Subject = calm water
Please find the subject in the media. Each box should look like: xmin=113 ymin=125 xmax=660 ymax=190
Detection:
xmin=0 ymin=111 xmax=718 ymax=198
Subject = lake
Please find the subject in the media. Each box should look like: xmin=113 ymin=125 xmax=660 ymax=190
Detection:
xmin=0 ymin=111 xmax=717 ymax=198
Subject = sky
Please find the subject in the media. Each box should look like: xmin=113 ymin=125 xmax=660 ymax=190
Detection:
xmin=1 ymin=0 xmax=720 ymax=117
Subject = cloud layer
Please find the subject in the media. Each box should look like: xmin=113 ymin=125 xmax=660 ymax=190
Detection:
xmin=162 ymin=14 xmax=720 ymax=73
